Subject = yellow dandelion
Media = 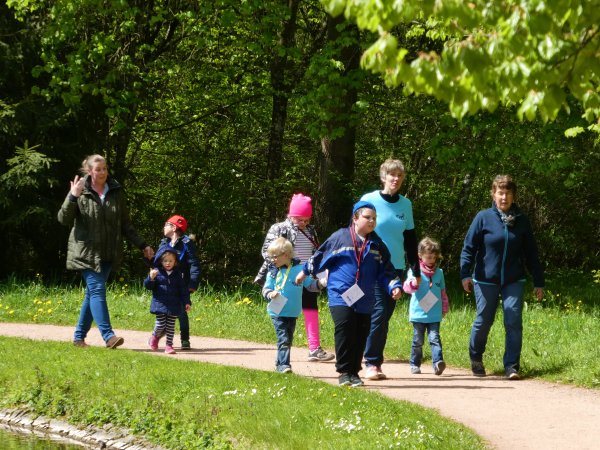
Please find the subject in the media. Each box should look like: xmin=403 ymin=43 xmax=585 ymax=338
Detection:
xmin=9 ymin=310 xmax=14 ymax=315
xmin=119 ymin=277 xmax=125 ymax=282
xmin=47 ymin=309 xmax=53 ymax=313
xmin=45 ymin=300 xmax=52 ymax=305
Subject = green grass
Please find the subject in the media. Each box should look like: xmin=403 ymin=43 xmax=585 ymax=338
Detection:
xmin=0 ymin=337 xmax=484 ymax=449
xmin=1 ymin=271 xmax=599 ymax=388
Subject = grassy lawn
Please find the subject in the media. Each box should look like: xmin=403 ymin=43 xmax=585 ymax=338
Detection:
xmin=1 ymin=270 xmax=598 ymax=388
xmin=0 ymin=337 xmax=484 ymax=449
xmin=0 ymin=270 xmax=598 ymax=448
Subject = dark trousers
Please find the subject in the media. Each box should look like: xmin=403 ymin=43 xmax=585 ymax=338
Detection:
xmin=178 ymin=311 xmax=189 ymax=341
xmin=330 ymin=306 xmax=372 ymax=375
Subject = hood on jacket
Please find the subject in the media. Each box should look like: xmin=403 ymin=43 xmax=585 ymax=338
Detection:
xmin=153 ymin=246 xmax=178 ymax=268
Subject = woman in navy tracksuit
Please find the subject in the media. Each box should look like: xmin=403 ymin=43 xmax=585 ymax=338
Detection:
xmin=460 ymin=175 xmax=544 ymax=380
xmin=297 ymin=201 xmax=402 ymax=387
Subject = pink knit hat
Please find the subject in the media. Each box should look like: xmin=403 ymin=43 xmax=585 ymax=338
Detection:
xmin=288 ymin=193 xmax=313 ymax=217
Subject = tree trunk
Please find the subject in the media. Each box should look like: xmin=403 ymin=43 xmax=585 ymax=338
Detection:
xmin=316 ymin=16 xmax=361 ymax=234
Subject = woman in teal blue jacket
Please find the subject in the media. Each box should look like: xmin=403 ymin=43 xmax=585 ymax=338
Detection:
xmin=460 ymin=175 xmax=544 ymax=380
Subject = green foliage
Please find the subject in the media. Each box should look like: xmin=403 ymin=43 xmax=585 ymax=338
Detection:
xmin=322 ymin=0 xmax=600 ymax=134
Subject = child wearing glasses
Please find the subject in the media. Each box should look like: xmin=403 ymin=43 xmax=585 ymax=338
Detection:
xmin=255 ymin=193 xmax=334 ymax=362
xmin=403 ymin=237 xmax=449 ymax=375
xmin=262 ymin=237 xmax=325 ymax=373
xmin=157 ymin=215 xmax=201 ymax=350
xmin=296 ymin=201 xmax=402 ymax=387
xmin=144 ymin=247 xmax=191 ymax=354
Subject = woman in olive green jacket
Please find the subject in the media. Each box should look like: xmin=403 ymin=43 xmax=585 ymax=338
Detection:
xmin=58 ymin=154 xmax=154 ymax=348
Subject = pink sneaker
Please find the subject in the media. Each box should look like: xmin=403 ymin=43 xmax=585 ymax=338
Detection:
xmin=165 ymin=345 xmax=176 ymax=355
xmin=148 ymin=335 xmax=159 ymax=351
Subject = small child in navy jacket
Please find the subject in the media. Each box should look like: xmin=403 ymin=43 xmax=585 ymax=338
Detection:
xmin=144 ymin=246 xmax=191 ymax=354
xmin=262 ymin=237 xmax=324 ymax=373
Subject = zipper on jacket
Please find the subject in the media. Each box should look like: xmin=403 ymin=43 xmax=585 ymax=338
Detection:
xmin=501 ymin=222 xmax=508 ymax=285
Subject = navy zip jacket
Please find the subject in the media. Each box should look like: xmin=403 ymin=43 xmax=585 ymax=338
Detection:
xmin=303 ymin=227 xmax=402 ymax=314
xmin=460 ymin=204 xmax=544 ymax=288
xmin=144 ymin=246 xmax=191 ymax=316
xmin=157 ymin=235 xmax=201 ymax=291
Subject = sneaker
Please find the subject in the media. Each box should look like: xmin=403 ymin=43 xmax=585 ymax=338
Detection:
xmin=505 ymin=368 xmax=520 ymax=380
xmin=148 ymin=335 xmax=159 ymax=351
xmin=308 ymin=346 xmax=335 ymax=362
xmin=410 ymin=365 xmax=421 ymax=374
xmin=165 ymin=345 xmax=176 ymax=355
xmin=282 ymin=366 xmax=292 ymax=374
xmin=73 ymin=340 xmax=88 ymax=348
xmin=338 ymin=373 xmax=352 ymax=386
xmin=471 ymin=360 xmax=486 ymax=377
xmin=105 ymin=335 xmax=124 ymax=349
xmin=350 ymin=374 xmax=364 ymax=387
xmin=181 ymin=340 xmax=191 ymax=350
xmin=434 ymin=361 xmax=446 ymax=376
xmin=365 ymin=365 xmax=386 ymax=380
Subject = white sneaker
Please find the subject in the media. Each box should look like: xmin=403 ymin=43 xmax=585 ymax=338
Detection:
xmin=365 ymin=365 xmax=385 ymax=380
xmin=308 ymin=346 xmax=335 ymax=362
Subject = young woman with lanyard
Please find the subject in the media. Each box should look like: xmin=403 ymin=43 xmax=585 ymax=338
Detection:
xmin=296 ymin=201 xmax=402 ymax=387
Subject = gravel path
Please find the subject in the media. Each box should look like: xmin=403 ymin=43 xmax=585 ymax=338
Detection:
xmin=2 ymin=323 xmax=599 ymax=450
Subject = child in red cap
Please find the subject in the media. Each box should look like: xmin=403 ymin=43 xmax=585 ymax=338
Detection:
xmin=255 ymin=193 xmax=334 ymax=363
xmin=156 ymin=215 xmax=201 ymax=350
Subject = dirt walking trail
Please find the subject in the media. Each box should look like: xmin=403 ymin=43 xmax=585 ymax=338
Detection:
xmin=1 ymin=323 xmax=599 ymax=450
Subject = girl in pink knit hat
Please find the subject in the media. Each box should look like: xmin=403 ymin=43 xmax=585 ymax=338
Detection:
xmin=255 ymin=193 xmax=334 ymax=362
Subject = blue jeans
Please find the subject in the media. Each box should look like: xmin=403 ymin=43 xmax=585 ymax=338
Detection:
xmin=74 ymin=262 xmax=115 ymax=343
xmin=410 ymin=322 xmax=443 ymax=367
xmin=271 ymin=316 xmax=296 ymax=371
xmin=469 ymin=280 xmax=525 ymax=371
xmin=364 ymin=269 xmax=403 ymax=367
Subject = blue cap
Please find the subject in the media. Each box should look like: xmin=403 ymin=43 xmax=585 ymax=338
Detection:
xmin=352 ymin=200 xmax=376 ymax=215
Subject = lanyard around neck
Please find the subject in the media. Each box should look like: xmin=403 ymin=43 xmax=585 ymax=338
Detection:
xmin=274 ymin=264 xmax=292 ymax=291
xmin=350 ymin=225 xmax=368 ymax=283
xmin=298 ymin=228 xmax=319 ymax=248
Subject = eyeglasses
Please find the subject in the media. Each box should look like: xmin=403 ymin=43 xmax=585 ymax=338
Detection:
xmin=270 ymin=253 xmax=288 ymax=259
xmin=361 ymin=215 xmax=376 ymax=222
xmin=164 ymin=222 xmax=175 ymax=228
xmin=291 ymin=217 xmax=311 ymax=224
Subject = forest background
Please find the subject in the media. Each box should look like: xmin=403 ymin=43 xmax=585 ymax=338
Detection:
xmin=1 ymin=1 xmax=598 ymax=286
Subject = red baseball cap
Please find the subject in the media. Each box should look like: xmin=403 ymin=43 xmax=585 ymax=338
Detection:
xmin=166 ymin=215 xmax=188 ymax=233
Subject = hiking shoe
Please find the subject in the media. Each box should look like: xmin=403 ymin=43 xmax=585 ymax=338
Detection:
xmin=338 ymin=373 xmax=352 ymax=386
xmin=165 ymin=345 xmax=176 ymax=355
xmin=181 ymin=340 xmax=191 ymax=350
xmin=106 ymin=336 xmax=124 ymax=349
xmin=73 ymin=340 xmax=88 ymax=348
xmin=471 ymin=360 xmax=486 ymax=377
xmin=410 ymin=365 xmax=421 ymax=374
xmin=148 ymin=335 xmax=159 ymax=351
xmin=506 ymin=368 xmax=520 ymax=380
xmin=350 ymin=374 xmax=364 ymax=387
xmin=308 ymin=346 xmax=335 ymax=362
xmin=434 ymin=361 xmax=446 ymax=376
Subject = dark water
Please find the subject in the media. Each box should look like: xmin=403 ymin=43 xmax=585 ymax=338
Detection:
xmin=0 ymin=427 xmax=85 ymax=449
